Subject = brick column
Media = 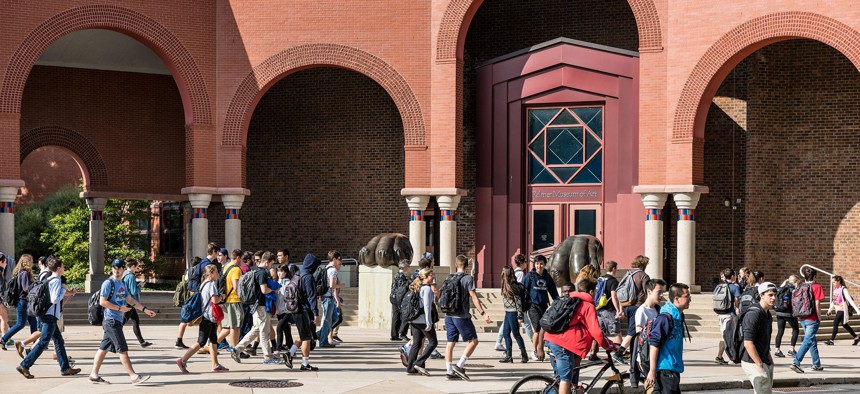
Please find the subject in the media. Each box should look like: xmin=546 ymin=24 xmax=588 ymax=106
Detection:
xmin=640 ymin=193 xmax=668 ymax=280
xmin=405 ymin=195 xmax=429 ymax=266
xmin=0 ymin=186 xmax=20 ymax=257
xmin=222 ymin=194 xmax=245 ymax=252
xmin=436 ymin=195 xmax=461 ymax=267
xmin=674 ymin=192 xmax=701 ymax=291
xmin=187 ymin=194 xmax=212 ymax=260
xmin=85 ymin=197 xmax=108 ymax=293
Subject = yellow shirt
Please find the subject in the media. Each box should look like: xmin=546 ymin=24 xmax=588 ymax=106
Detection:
xmin=223 ymin=262 xmax=242 ymax=303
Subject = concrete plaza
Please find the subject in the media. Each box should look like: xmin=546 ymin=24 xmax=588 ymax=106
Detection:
xmin=1 ymin=323 xmax=859 ymax=393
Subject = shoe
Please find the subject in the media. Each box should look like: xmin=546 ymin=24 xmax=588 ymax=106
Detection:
xmin=452 ymin=365 xmax=470 ymax=381
xmin=714 ymin=357 xmax=728 ymax=365
xmin=494 ymin=342 xmax=505 ymax=351
xmin=3 ymin=339 xmax=13 ymax=347
xmin=175 ymin=341 xmax=189 ymax=350
xmin=300 ymin=364 xmax=319 ymax=371
xmin=15 ymin=341 xmax=24 ymax=359
xmin=239 ymin=351 xmax=251 ymax=359
xmin=499 ymin=349 xmax=513 ymax=363
xmin=521 ymin=349 xmax=529 ymax=363
xmin=611 ymin=352 xmax=628 ymax=365
xmin=131 ymin=374 xmax=151 ymax=385
xmin=414 ymin=365 xmax=430 ymax=376
xmin=230 ymin=348 xmax=242 ymax=364
xmin=446 ymin=374 xmax=461 ymax=381
xmin=774 ymin=350 xmax=785 ymax=358
xmin=531 ymin=350 xmax=539 ymax=361
xmin=787 ymin=350 xmax=796 ymax=356
xmin=430 ymin=350 xmax=444 ymax=359
xmin=282 ymin=351 xmax=294 ymax=369
xmin=406 ymin=369 xmax=420 ymax=375
xmin=390 ymin=337 xmax=401 ymax=341
xmin=588 ymin=354 xmax=600 ymax=362
xmin=197 ymin=347 xmax=210 ymax=355
xmin=825 ymin=340 xmax=834 ymax=346
xmin=1 ymin=340 xmax=6 ymax=351
xmin=334 ymin=335 xmax=344 ymax=342
xmin=140 ymin=341 xmax=153 ymax=348
xmin=218 ymin=342 xmax=229 ymax=350
xmin=790 ymin=364 xmax=804 ymax=374
xmin=61 ymin=368 xmax=81 ymax=376
xmin=247 ymin=347 xmax=257 ymax=356
xmin=320 ymin=343 xmax=336 ymax=348
xmin=89 ymin=375 xmax=110 ymax=384
xmin=854 ymin=337 xmax=860 ymax=346
xmin=398 ymin=336 xmax=409 ymax=341
xmin=177 ymin=359 xmax=189 ymax=374
xmin=811 ymin=366 xmax=825 ymax=371
xmin=212 ymin=364 xmax=229 ymax=372
xmin=263 ymin=358 xmax=281 ymax=365
xmin=400 ymin=346 xmax=408 ymax=367
xmin=331 ymin=338 xmax=343 ymax=345
xmin=16 ymin=365 xmax=33 ymax=379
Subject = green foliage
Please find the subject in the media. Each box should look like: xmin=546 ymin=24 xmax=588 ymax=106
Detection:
xmin=15 ymin=186 xmax=85 ymax=256
xmin=40 ymin=205 xmax=89 ymax=281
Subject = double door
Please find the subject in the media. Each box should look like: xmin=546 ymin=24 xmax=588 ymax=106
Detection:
xmin=528 ymin=204 xmax=601 ymax=256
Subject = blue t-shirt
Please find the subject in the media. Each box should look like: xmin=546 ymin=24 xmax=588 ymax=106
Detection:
xmin=100 ymin=278 xmax=128 ymax=322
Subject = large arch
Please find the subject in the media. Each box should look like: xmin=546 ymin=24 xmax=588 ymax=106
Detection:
xmin=0 ymin=4 xmax=212 ymax=125
xmin=20 ymin=126 xmax=107 ymax=187
xmin=222 ymin=43 xmax=426 ymax=148
xmin=435 ymin=0 xmax=663 ymax=62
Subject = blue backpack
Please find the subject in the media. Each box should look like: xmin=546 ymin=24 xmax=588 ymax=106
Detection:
xmin=594 ymin=276 xmax=610 ymax=310
xmin=180 ymin=291 xmax=203 ymax=324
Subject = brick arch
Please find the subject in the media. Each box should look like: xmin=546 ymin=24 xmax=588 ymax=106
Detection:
xmin=0 ymin=4 xmax=211 ymax=125
xmin=435 ymin=0 xmax=663 ymax=61
xmin=222 ymin=43 xmax=426 ymax=147
xmin=672 ymin=12 xmax=860 ymax=141
xmin=20 ymin=126 xmax=108 ymax=186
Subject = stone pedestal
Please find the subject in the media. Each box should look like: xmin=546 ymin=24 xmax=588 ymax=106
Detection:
xmin=187 ymin=193 xmax=212 ymax=260
xmin=222 ymin=194 xmax=244 ymax=252
xmin=640 ymin=193 xmax=668 ymax=280
xmin=0 ymin=186 xmax=19 ymax=257
xmin=436 ymin=195 xmax=461 ymax=267
xmin=358 ymin=264 xmax=397 ymax=329
xmin=405 ymin=195 xmax=429 ymax=266
xmin=674 ymin=192 xmax=701 ymax=290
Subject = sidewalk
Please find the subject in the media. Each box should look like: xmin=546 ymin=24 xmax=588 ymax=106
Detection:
xmin=0 ymin=324 xmax=859 ymax=393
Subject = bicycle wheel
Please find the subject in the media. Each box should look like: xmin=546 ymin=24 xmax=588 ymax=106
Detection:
xmin=599 ymin=379 xmax=625 ymax=394
xmin=510 ymin=374 xmax=556 ymax=394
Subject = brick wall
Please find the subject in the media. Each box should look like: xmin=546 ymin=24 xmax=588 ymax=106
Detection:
xmin=18 ymin=146 xmax=82 ymax=205
xmin=228 ymin=67 xmax=406 ymax=258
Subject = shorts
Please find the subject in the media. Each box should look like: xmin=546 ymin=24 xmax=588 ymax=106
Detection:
xmin=294 ymin=311 xmax=315 ymax=342
xmin=445 ymin=316 xmax=478 ymax=342
xmin=527 ymin=305 xmax=547 ymax=334
xmin=197 ymin=318 xmax=219 ymax=346
xmin=597 ymin=308 xmax=621 ymax=336
xmin=99 ymin=318 xmax=129 ymax=353
xmin=654 ymin=370 xmax=681 ymax=394
xmin=546 ymin=341 xmax=581 ymax=383
xmin=221 ymin=302 xmax=243 ymax=328
xmin=623 ymin=305 xmax=639 ymax=336
xmin=717 ymin=313 xmax=733 ymax=335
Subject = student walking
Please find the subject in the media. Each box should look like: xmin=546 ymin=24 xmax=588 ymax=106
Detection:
xmin=215 ymin=248 xmax=245 ymax=352
xmin=230 ymin=252 xmax=278 ymax=364
xmin=498 ymin=266 xmax=530 ymax=364
xmin=630 ymin=278 xmax=666 ymax=388
xmin=89 ymin=259 xmax=157 ymax=385
xmin=177 ymin=243 xmax=219 ymax=350
xmin=825 ymin=275 xmax=860 ymax=346
xmin=713 ymin=268 xmax=742 ymax=364
xmin=122 ymin=259 xmax=152 ymax=348
xmin=741 ymin=282 xmax=778 ymax=394
xmin=645 ymin=283 xmax=692 ymax=394
xmin=444 ymin=255 xmax=492 ymax=381
xmin=405 ymin=268 xmax=438 ymax=376
xmin=274 ymin=264 xmax=295 ymax=366
xmin=614 ymin=255 xmax=651 ymax=364
xmin=15 ymin=257 xmax=80 ymax=379
xmin=589 ymin=260 xmax=623 ymax=361
xmin=390 ymin=259 xmax=411 ymax=341
xmin=0 ymin=252 xmax=11 ymax=340
xmin=1 ymin=254 xmax=38 ymax=349
xmin=496 ymin=252 xmax=528 ymax=351
xmin=774 ymin=275 xmax=800 ymax=358
xmin=523 ymin=254 xmax=559 ymax=360
xmin=318 ymin=251 xmax=344 ymax=348
xmin=790 ymin=267 xmax=825 ymax=373
xmin=292 ymin=253 xmax=322 ymax=371
xmin=177 ymin=264 xmax=229 ymax=373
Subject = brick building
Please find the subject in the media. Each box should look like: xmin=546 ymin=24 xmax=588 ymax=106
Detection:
xmin=1 ymin=1 xmax=859 ymax=290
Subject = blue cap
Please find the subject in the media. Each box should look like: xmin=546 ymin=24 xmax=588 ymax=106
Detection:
xmin=111 ymin=258 xmax=126 ymax=268
xmin=219 ymin=248 xmax=229 ymax=255
xmin=422 ymin=252 xmax=434 ymax=261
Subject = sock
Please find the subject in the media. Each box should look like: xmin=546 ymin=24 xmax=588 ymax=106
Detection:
xmin=176 ymin=337 xmax=182 ymax=343
xmin=131 ymin=374 xmax=140 ymax=381
xmin=270 ymin=339 xmax=277 ymax=349
xmin=302 ymin=357 xmax=309 ymax=366
xmin=289 ymin=344 xmax=298 ymax=357
xmin=90 ymin=373 xmax=99 ymax=379
xmin=458 ymin=355 xmax=468 ymax=368
xmin=446 ymin=362 xmax=453 ymax=374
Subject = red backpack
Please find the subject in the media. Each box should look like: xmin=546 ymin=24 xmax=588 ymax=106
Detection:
xmin=791 ymin=283 xmax=815 ymax=318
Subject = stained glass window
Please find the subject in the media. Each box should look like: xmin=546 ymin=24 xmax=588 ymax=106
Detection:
xmin=527 ymin=107 xmax=603 ymax=185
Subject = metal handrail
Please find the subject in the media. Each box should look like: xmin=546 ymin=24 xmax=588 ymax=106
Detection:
xmin=799 ymin=264 xmax=860 ymax=306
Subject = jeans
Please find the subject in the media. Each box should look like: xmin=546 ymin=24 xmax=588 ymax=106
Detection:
xmin=522 ymin=311 xmax=534 ymax=341
xmin=501 ymin=311 xmax=525 ymax=351
xmin=2 ymin=299 xmax=37 ymax=342
xmin=318 ymin=297 xmax=336 ymax=346
xmin=22 ymin=315 xmax=70 ymax=371
xmin=794 ymin=320 xmax=820 ymax=367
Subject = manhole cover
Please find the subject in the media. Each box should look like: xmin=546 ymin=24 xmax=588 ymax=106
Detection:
xmin=465 ymin=363 xmax=495 ymax=369
xmin=229 ymin=380 xmax=303 ymax=389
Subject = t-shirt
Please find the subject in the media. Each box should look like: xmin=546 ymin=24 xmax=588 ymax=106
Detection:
xmin=100 ymin=277 xmax=128 ymax=322
xmin=514 ymin=267 xmax=525 ymax=284
xmin=322 ymin=265 xmax=339 ymax=297
xmin=200 ymin=280 xmax=220 ymax=322
xmin=223 ymin=262 xmax=243 ymax=304
xmin=741 ymin=306 xmax=773 ymax=365
xmin=635 ymin=304 xmax=658 ymax=329
xmin=449 ymin=273 xmax=476 ymax=319
xmin=250 ymin=266 xmax=269 ymax=308
xmin=600 ymin=274 xmax=620 ymax=313
xmin=802 ymin=283 xmax=825 ymax=322
xmin=122 ymin=270 xmax=141 ymax=302
xmin=632 ymin=270 xmax=651 ymax=306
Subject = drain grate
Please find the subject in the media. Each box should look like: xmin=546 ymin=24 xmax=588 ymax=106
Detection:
xmin=775 ymin=387 xmax=821 ymax=392
xmin=229 ymin=380 xmax=304 ymax=389
xmin=465 ymin=363 xmax=495 ymax=369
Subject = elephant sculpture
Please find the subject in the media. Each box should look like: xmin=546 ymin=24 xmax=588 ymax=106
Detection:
xmin=548 ymin=235 xmax=604 ymax=288
xmin=358 ymin=233 xmax=413 ymax=268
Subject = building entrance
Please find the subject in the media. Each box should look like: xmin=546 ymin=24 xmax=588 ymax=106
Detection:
xmin=528 ymin=203 xmax=602 ymax=256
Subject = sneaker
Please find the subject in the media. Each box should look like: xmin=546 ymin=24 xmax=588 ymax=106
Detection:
xmin=333 ymin=335 xmax=344 ymax=342
xmin=854 ymin=337 xmax=860 ymax=346
xmin=263 ymin=358 xmax=281 ymax=365
xmin=230 ymin=348 xmax=242 ymax=364
xmin=1 ymin=340 xmax=6 ymax=351
xmin=787 ymin=350 xmax=796 ymax=356
xmin=69 ymin=358 xmax=76 ymax=368
xmin=140 ymin=341 xmax=153 ymax=348
xmin=131 ymin=374 xmax=151 ymax=385
xmin=218 ymin=342 xmax=229 ymax=350
xmin=430 ymin=350 xmax=444 ymax=359
xmin=406 ymin=369 xmax=420 ymax=375
xmin=825 ymin=340 xmax=834 ymax=346
xmin=300 ymin=364 xmax=319 ymax=371
xmin=281 ymin=351 xmax=294 ymax=369
xmin=61 ymin=368 xmax=81 ymax=376
xmin=331 ymin=338 xmax=343 ymax=345
xmin=611 ymin=352 xmax=628 ymax=365
xmin=320 ymin=343 xmax=336 ymax=348
xmin=714 ymin=357 xmax=728 ymax=365
xmin=415 ymin=366 xmax=430 ymax=376
xmin=239 ymin=351 xmax=251 ymax=359
xmin=494 ymin=342 xmax=505 ymax=351
xmin=399 ymin=346 xmax=408 ymax=367
xmin=177 ymin=359 xmax=189 ymax=374
xmin=774 ymin=350 xmax=785 ymax=358
xmin=587 ymin=354 xmax=600 ymax=362
xmin=197 ymin=347 xmax=210 ymax=355
xmin=452 ymin=365 xmax=470 ymax=381
xmin=790 ymin=364 xmax=804 ymax=374
xmin=247 ymin=347 xmax=257 ymax=356
xmin=15 ymin=341 xmax=24 ymax=359
xmin=446 ymin=373 xmax=461 ymax=381
xmin=175 ymin=341 xmax=190 ymax=350
xmin=212 ymin=364 xmax=230 ymax=372
xmin=16 ymin=365 xmax=34 ymax=379
xmin=3 ymin=339 xmax=13 ymax=347
xmin=532 ymin=350 xmax=539 ymax=361
xmin=89 ymin=375 xmax=110 ymax=384
xmin=811 ymin=365 xmax=825 ymax=371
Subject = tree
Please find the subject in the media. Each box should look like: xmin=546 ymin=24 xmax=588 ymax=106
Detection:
xmin=15 ymin=186 xmax=84 ymax=257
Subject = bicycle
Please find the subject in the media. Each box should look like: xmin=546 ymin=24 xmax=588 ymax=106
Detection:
xmin=509 ymin=349 xmax=628 ymax=394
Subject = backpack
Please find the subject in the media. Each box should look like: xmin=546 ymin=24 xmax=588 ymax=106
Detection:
xmin=539 ymin=295 xmax=582 ymax=334
xmin=739 ymin=286 xmax=759 ymax=315
xmin=774 ymin=285 xmax=793 ymax=314
xmin=400 ymin=286 xmax=424 ymax=322
xmin=281 ymin=276 xmax=300 ymax=314
xmin=724 ymin=307 xmax=756 ymax=364
xmin=237 ymin=270 xmax=261 ymax=305
xmin=217 ymin=264 xmax=240 ymax=301
xmin=88 ymin=280 xmax=115 ymax=326
xmin=313 ymin=265 xmax=333 ymax=296
xmin=438 ymin=272 xmax=467 ymax=315
xmin=712 ymin=282 xmax=734 ymax=314
xmin=187 ymin=265 xmax=201 ymax=293
xmin=616 ymin=269 xmax=641 ymax=307
xmin=173 ymin=274 xmax=189 ymax=307
xmin=180 ymin=291 xmax=203 ymax=324
xmin=389 ymin=273 xmax=410 ymax=306
xmin=27 ymin=276 xmax=57 ymax=317
xmin=636 ymin=313 xmax=674 ymax=375
xmin=2 ymin=273 xmax=20 ymax=306
xmin=791 ymin=283 xmax=815 ymax=318
xmin=594 ymin=276 xmax=610 ymax=310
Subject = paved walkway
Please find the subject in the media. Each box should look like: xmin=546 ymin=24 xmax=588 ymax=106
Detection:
xmin=1 ymin=324 xmax=859 ymax=393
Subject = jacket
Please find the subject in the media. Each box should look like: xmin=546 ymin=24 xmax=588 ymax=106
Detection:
xmin=544 ymin=292 xmax=611 ymax=358
xmin=298 ymin=253 xmax=320 ymax=316
xmin=650 ymin=302 xmax=685 ymax=373
xmin=523 ymin=269 xmax=559 ymax=307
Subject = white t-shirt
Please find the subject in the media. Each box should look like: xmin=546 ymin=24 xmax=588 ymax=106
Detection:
xmin=634 ymin=304 xmax=658 ymax=330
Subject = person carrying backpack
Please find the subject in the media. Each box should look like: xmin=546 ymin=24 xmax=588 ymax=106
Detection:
xmin=523 ymin=254 xmax=559 ymax=361
xmin=739 ymin=282 xmax=777 ymax=394
xmin=229 ymin=252 xmax=279 ymax=365
xmin=498 ymin=266 xmax=530 ymax=364
xmin=629 ymin=279 xmax=666 ymax=388
xmin=790 ymin=267 xmax=825 ymax=373
xmin=214 ymin=248 xmax=245 ymax=354
xmin=176 ymin=264 xmax=229 ymax=374
xmin=176 ymin=247 xmax=215 ymax=351
xmin=122 ymin=259 xmax=152 ymax=348
xmin=774 ymin=275 xmax=800 ymax=358
xmin=274 ymin=264 xmax=296 ymax=368
xmin=317 ymin=251 xmax=345 ymax=348
xmin=614 ymin=255 xmax=651 ymax=364
xmin=645 ymin=283 xmax=692 ymax=394
xmin=443 ymin=255 xmax=492 ymax=381
xmin=405 ymin=268 xmax=438 ymax=376
xmin=825 ymin=275 xmax=860 ymax=346
xmin=0 ymin=252 xmax=11 ymax=340
xmin=1 ymin=254 xmax=37 ymax=350
xmin=589 ymin=260 xmax=623 ymax=361
xmin=289 ymin=253 xmax=322 ymax=371
xmin=713 ymin=268 xmax=742 ymax=365
xmin=390 ymin=259 xmax=411 ymax=341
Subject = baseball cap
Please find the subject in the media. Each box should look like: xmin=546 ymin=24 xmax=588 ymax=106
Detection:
xmin=111 ymin=258 xmax=126 ymax=268
xmin=758 ymin=281 xmax=777 ymax=294
xmin=219 ymin=248 xmax=229 ymax=255
xmin=421 ymin=252 xmax=434 ymax=261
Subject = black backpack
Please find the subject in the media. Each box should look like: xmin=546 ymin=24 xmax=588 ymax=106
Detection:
xmin=775 ymin=285 xmax=793 ymax=314
xmin=724 ymin=307 xmax=756 ymax=364
xmin=438 ymin=272 xmax=466 ymax=315
xmin=400 ymin=287 xmax=423 ymax=322
xmin=636 ymin=313 xmax=674 ymax=375
xmin=218 ymin=264 xmax=240 ymax=302
xmin=2 ymin=272 xmax=20 ymax=306
xmin=389 ymin=273 xmax=410 ymax=305
xmin=27 ymin=276 xmax=57 ymax=317
xmin=313 ymin=265 xmax=333 ymax=296
xmin=739 ymin=286 xmax=759 ymax=315
xmin=539 ymin=295 xmax=582 ymax=334
xmin=88 ymin=280 xmax=115 ymax=325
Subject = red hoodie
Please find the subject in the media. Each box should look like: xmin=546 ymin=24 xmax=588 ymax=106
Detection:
xmin=544 ymin=291 xmax=612 ymax=358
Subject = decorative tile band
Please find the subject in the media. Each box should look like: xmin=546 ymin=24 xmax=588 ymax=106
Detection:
xmin=194 ymin=208 xmax=207 ymax=219
xmin=645 ymin=209 xmax=662 ymax=221
xmin=226 ymin=209 xmax=240 ymax=220
xmin=410 ymin=210 xmax=423 ymax=221
xmin=90 ymin=210 xmax=103 ymax=221
xmin=678 ymin=209 xmax=695 ymax=221
xmin=441 ymin=209 xmax=456 ymax=221
xmin=0 ymin=202 xmax=12 ymax=214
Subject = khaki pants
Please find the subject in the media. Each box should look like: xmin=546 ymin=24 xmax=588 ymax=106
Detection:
xmin=741 ymin=361 xmax=773 ymax=394
xmin=236 ymin=306 xmax=272 ymax=359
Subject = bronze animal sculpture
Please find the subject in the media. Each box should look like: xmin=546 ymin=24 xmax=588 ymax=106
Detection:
xmin=549 ymin=235 xmax=604 ymax=287
xmin=358 ymin=233 xmax=413 ymax=268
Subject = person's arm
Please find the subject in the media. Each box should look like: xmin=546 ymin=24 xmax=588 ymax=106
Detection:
xmin=547 ymin=275 xmax=559 ymax=302
xmin=125 ymin=294 xmax=156 ymax=317
xmin=422 ymin=287 xmax=434 ymax=330
xmin=259 ymin=272 xmax=272 ymax=295
xmin=814 ymin=285 xmax=823 ymax=317
xmin=610 ymin=289 xmax=622 ymax=318
xmin=535 ymin=328 xmax=547 ymax=360
xmin=645 ymin=315 xmax=669 ymax=387
xmin=329 ymin=269 xmax=344 ymax=290
xmin=583 ymin=303 xmax=612 ymax=349
xmin=470 ymin=290 xmax=492 ymax=323
xmin=646 ymin=345 xmax=659 ymax=387
xmin=49 ymin=278 xmax=65 ymax=305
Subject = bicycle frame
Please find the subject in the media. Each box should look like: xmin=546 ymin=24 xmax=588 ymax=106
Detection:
xmin=574 ymin=350 xmax=625 ymax=393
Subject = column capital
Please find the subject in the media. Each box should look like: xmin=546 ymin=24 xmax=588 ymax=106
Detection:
xmin=436 ymin=195 xmax=461 ymax=211
xmin=405 ymin=195 xmax=430 ymax=211
xmin=221 ymin=194 xmax=245 ymax=210
xmin=639 ymin=193 xmax=668 ymax=210
xmin=673 ymin=192 xmax=702 ymax=210
xmin=85 ymin=197 xmax=107 ymax=211
xmin=186 ymin=193 xmax=212 ymax=209
xmin=0 ymin=186 xmax=20 ymax=202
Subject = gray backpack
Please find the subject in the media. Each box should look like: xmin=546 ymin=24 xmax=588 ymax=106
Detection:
xmin=712 ymin=283 xmax=734 ymax=314
xmin=616 ymin=269 xmax=641 ymax=307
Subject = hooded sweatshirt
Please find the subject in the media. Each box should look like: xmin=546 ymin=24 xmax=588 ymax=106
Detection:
xmin=523 ymin=268 xmax=559 ymax=308
xmin=299 ymin=253 xmax=320 ymax=316
xmin=544 ymin=291 xmax=611 ymax=358
xmin=650 ymin=302 xmax=685 ymax=373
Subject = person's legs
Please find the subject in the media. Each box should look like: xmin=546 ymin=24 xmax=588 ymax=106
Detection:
xmin=20 ymin=315 xmax=54 ymax=370
xmin=258 ymin=308 xmax=272 ymax=358
xmin=830 ymin=312 xmax=842 ymax=341
xmin=318 ymin=297 xmax=335 ymax=346
xmin=90 ymin=349 xmax=108 ymax=376
xmin=522 ymin=312 xmax=534 ymax=342
xmin=128 ymin=308 xmax=146 ymax=344
xmin=655 ymin=371 xmax=681 ymax=394
xmin=502 ymin=312 xmax=514 ymax=351
xmin=417 ymin=328 xmax=438 ymax=368
xmin=528 ymin=306 xmax=543 ymax=352
xmin=391 ymin=306 xmax=402 ymax=340
xmin=840 ymin=311 xmax=857 ymax=338
xmin=807 ymin=321 xmax=820 ymax=367
xmin=547 ymin=342 xmax=574 ymax=394
xmin=794 ymin=320 xmax=813 ymax=365
xmin=50 ymin=318 xmax=71 ymax=372
xmin=235 ymin=308 xmax=263 ymax=353
xmin=406 ymin=323 xmax=425 ymax=371
xmin=117 ymin=352 xmax=138 ymax=377
xmin=788 ymin=318 xmax=799 ymax=350
xmin=0 ymin=304 xmax=9 ymax=336
xmin=511 ymin=316 xmax=526 ymax=351
xmin=775 ymin=317 xmax=786 ymax=350
xmin=2 ymin=299 xmax=29 ymax=342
